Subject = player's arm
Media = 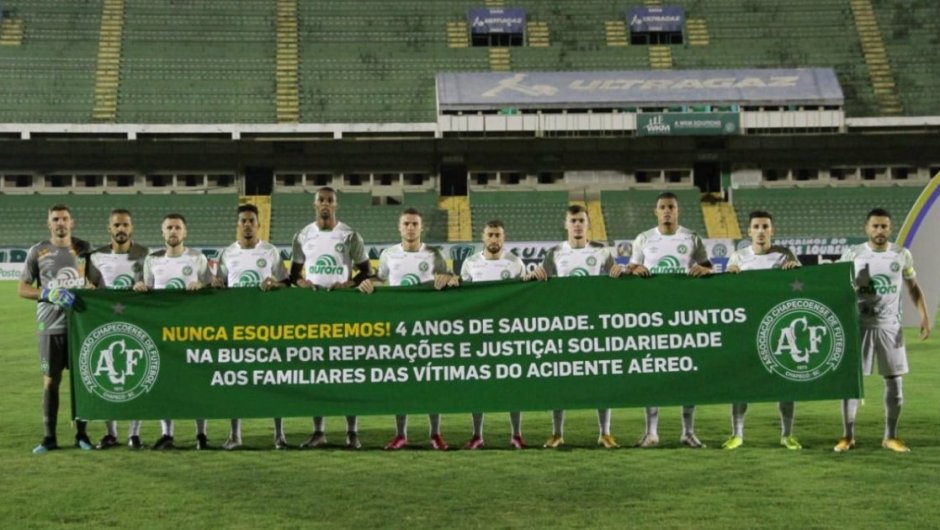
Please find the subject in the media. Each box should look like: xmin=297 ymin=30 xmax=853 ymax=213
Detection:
xmin=212 ymin=252 xmax=228 ymax=288
xmin=626 ymin=234 xmax=649 ymax=276
xmin=18 ymin=280 xmax=41 ymax=300
xmin=528 ymin=248 xmax=555 ymax=281
xmin=133 ymin=256 xmax=153 ymax=292
xmin=902 ymin=253 xmax=931 ymax=339
xmin=726 ymin=252 xmax=741 ymax=274
xmin=604 ymin=248 xmax=623 ymax=278
xmin=688 ymin=236 xmax=713 ymax=277
xmin=18 ymin=247 xmax=42 ymax=299
xmin=358 ymin=251 xmax=388 ymax=294
xmin=432 ymin=249 xmax=457 ymax=290
xmin=85 ymin=254 xmax=104 ymax=289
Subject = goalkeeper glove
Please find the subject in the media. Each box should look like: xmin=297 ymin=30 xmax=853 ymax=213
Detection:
xmin=41 ymin=287 xmax=75 ymax=309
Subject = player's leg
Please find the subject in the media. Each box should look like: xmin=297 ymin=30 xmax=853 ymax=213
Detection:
xmin=464 ymin=413 xmax=484 ymax=449
xmin=597 ymin=408 xmax=618 ymax=448
xmin=153 ymin=419 xmax=175 ymax=449
xmin=128 ymin=420 xmax=143 ymax=449
xmin=429 ymin=414 xmax=447 ymax=450
xmin=778 ymin=402 xmax=800 ymax=449
xmin=345 ymin=415 xmax=360 ymax=449
xmin=385 ymin=414 xmax=408 ymax=450
xmin=273 ymin=418 xmax=288 ymax=449
xmin=836 ymin=328 xmax=874 ymax=452
xmin=723 ymin=403 xmax=746 ymax=450
xmin=223 ymin=418 xmax=242 ymax=450
xmin=879 ymin=324 xmax=910 ymax=452
xmin=509 ymin=412 xmax=525 ymax=448
xmin=301 ymin=416 xmax=327 ymax=448
xmin=635 ymin=407 xmax=659 ymax=447
xmin=544 ymin=410 xmax=564 ymax=448
xmin=195 ymin=419 xmax=209 ymax=450
xmin=680 ymin=405 xmax=704 ymax=448
xmin=97 ymin=420 xmax=119 ymax=449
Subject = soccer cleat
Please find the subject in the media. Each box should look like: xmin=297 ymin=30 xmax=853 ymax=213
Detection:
xmin=543 ymin=435 xmax=565 ymax=449
xmin=299 ymin=431 xmax=327 ymax=449
xmin=345 ymin=432 xmax=361 ymax=450
xmin=195 ymin=434 xmax=209 ymax=450
xmin=780 ymin=436 xmax=802 ymax=450
xmin=96 ymin=434 xmax=119 ymax=450
xmin=680 ymin=432 xmax=706 ymax=449
xmin=128 ymin=435 xmax=142 ymax=450
xmin=274 ymin=437 xmax=290 ymax=450
xmin=75 ymin=433 xmax=94 ymax=451
xmin=722 ymin=436 xmax=744 ymax=450
xmin=634 ymin=434 xmax=659 ymax=448
xmin=32 ymin=436 xmax=58 ymax=454
xmin=463 ymin=435 xmax=485 ymax=450
xmin=833 ymin=437 xmax=855 ymax=453
xmin=882 ymin=438 xmax=910 ymax=453
xmin=430 ymin=434 xmax=449 ymax=451
xmin=222 ymin=437 xmax=242 ymax=451
xmin=384 ymin=435 xmax=408 ymax=451
xmin=510 ymin=434 xmax=527 ymax=449
xmin=597 ymin=434 xmax=620 ymax=449
xmin=152 ymin=434 xmax=175 ymax=450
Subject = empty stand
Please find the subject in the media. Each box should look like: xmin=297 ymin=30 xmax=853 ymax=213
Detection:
xmin=470 ymin=190 xmax=569 ymax=241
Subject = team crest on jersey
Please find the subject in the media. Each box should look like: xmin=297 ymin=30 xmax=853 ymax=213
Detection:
xmin=165 ymin=277 xmax=187 ymax=290
xmin=47 ymin=267 xmax=85 ymax=289
xmin=501 ymin=270 xmax=511 ymax=279
xmin=79 ymin=322 xmax=160 ymax=403
xmin=651 ymin=256 xmax=684 ymax=274
xmin=236 ymin=270 xmax=262 ymax=287
xmin=890 ymin=262 xmax=900 ymax=272
xmin=860 ymin=274 xmax=897 ymax=295
xmin=182 ymin=265 xmax=193 ymax=276
xmin=419 ymin=261 xmax=430 ymax=272
xmin=334 ymin=243 xmax=345 ymax=254
xmin=757 ymin=298 xmax=846 ymax=382
xmin=310 ymin=255 xmax=344 ymax=275
xmin=677 ymin=244 xmax=688 ymax=255
xmin=586 ymin=256 xmax=597 ymax=267
xmin=111 ymin=274 xmax=135 ymax=290
xmin=256 ymin=258 xmax=267 ymax=268
xmin=401 ymin=273 xmax=422 ymax=286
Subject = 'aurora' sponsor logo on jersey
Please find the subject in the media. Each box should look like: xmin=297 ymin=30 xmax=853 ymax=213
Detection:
xmin=47 ymin=267 xmax=85 ymax=289
xmin=164 ymin=277 xmax=187 ymax=290
xmin=568 ymin=267 xmax=590 ymax=277
xmin=400 ymin=273 xmax=422 ymax=286
xmin=79 ymin=322 xmax=160 ymax=403
xmin=235 ymin=270 xmax=263 ymax=287
xmin=859 ymin=273 xmax=897 ymax=295
xmin=651 ymin=255 xmax=685 ymax=274
xmin=309 ymin=255 xmax=345 ymax=275
xmin=111 ymin=274 xmax=135 ymax=290
xmin=757 ymin=298 xmax=846 ymax=382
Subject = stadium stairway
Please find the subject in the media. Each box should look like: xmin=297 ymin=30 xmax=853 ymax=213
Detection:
xmin=0 ymin=15 xmax=24 ymax=46
xmin=850 ymin=0 xmax=902 ymax=115
xmin=439 ymin=196 xmax=471 ymax=242
xmin=276 ymin=0 xmax=299 ymax=123
xmin=701 ymin=194 xmax=741 ymax=239
xmin=605 ymin=20 xmax=627 ymax=47
xmin=488 ymin=47 xmax=511 ymax=71
xmin=686 ymin=18 xmax=709 ymax=46
xmin=92 ymin=0 xmax=123 ymax=123
xmin=648 ymin=45 xmax=672 ymax=69
xmin=527 ymin=21 xmax=550 ymax=47
xmin=240 ymin=195 xmax=272 ymax=242
xmin=446 ymin=21 xmax=469 ymax=48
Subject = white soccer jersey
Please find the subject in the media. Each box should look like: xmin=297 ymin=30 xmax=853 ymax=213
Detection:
xmin=630 ymin=226 xmax=709 ymax=274
xmin=377 ymin=243 xmax=448 ymax=286
xmin=88 ymin=243 xmax=148 ymax=290
xmin=727 ymin=245 xmax=797 ymax=271
xmin=840 ymin=242 xmax=915 ymax=326
xmin=460 ymin=251 xmax=525 ymax=282
xmin=291 ymin=221 xmax=367 ymax=288
xmin=143 ymin=248 xmax=212 ymax=290
xmin=217 ymin=240 xmax=288 ymax=288
xmin=541 ymin=241 xmax=614 ymax=278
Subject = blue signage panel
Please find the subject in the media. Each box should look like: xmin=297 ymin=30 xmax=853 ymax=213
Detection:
xmin=468 ymin=7 xmax=526 ymax=34
xmin=436 ymin=69 xmax=844 ymax=110
xmin=626 ymin=6 xmax=685 ymax=33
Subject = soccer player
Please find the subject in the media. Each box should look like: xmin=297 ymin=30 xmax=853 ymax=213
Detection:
xmin=358 ymin=208 xmax=459 ymax=450
xmin=86 ymin=208 xmax=149 ymax=450
xmin=626 ymin=192 xmax=713 ymax=449
xmin=834 ymin=208 xmax=931 ymax=453
xmin=458 ymin=219 xmax=527 ymax=449
xmin=19 ymin=204 xmax=94 ymax=454
xmin=289 ymin=187 xmax=371 ymax=449
xmin=530 ymin=205 xmax=623 ymax=449
xmin=133 ymin=213 xmax=213 ymax=449
xmin=723 ymin=211 xmax=802 ymax=451
xmin=214 ymin=204 xmax=289 ymax=450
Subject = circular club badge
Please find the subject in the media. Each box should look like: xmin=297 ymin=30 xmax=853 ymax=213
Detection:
xmin=757 ymin=298 xmax=846 ymax=382
xmin=79 ymin=322 xmax=160 ymax=403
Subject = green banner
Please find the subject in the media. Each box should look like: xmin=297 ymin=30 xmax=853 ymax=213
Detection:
xmin=637 ymin=112 xmax=740 ymax=136
xmin=68 ymin=264 xmax=861 ymax=420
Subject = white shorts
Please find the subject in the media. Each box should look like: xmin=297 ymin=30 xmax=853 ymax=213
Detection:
xmin=860 ymin=325 xmax=908 ymax=377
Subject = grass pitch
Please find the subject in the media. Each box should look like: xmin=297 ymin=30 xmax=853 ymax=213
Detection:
xmin=1 ymin=282 xmax=938 ymax=528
